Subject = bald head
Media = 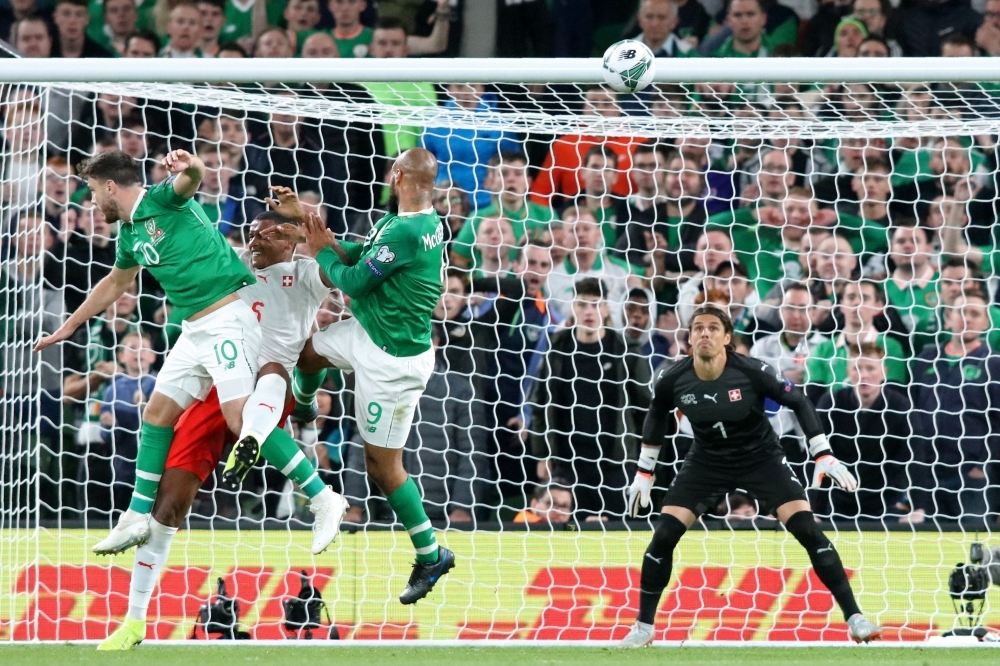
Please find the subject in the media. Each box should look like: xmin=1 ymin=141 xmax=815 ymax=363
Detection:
xmin=395 ymin=147 xmax=438 ymax=188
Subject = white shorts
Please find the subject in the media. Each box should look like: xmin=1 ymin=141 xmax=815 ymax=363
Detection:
xmin=154 ymin=300 xmax=262 ymax=409
xmin=311 ymin=317 xmax=434 ymax=449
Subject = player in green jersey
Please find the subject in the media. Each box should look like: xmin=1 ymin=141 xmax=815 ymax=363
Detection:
xmin=260 ymin=148 xmax=455 ymax=605
xmin=34 ymin=151 xmax=335 ymax=561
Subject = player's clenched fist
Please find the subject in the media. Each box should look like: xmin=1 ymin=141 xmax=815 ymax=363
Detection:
xmin=627 ymin=471 xmax=652 ymax=518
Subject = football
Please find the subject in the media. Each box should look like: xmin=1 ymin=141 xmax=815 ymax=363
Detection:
xmin=602 ymin=39 xmax=656 ymax=94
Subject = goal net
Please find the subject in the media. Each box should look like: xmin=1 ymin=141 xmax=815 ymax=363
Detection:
xmin=2 ymin=58 xmax=1000 ymax=643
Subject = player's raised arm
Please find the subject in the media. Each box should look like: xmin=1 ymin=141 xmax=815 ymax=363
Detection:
xmin=751 ymin=359 xmax=858 ymax=492
xmin=162 ymin=149 xmax=205 ymax=199
xmin=34 ymin=265 xmax=141 ymax=352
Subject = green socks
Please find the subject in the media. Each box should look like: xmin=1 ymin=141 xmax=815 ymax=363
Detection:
xmin=292 ymin=368 xmax=326 ymax=407
xmin=260 ymin=427 xmax=325 ymax=499
xmin=129 ymin=423 xmax=174 ymax=513
xmin=388 ymin=477 xmax=439 ymax=564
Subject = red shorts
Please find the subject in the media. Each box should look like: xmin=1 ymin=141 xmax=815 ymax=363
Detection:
xmin=165 ymin=387 xmax=294 ymax=483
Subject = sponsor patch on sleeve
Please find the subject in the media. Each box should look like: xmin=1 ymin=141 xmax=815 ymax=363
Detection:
xmin=366 ymin=259 xmax=384 ymax=277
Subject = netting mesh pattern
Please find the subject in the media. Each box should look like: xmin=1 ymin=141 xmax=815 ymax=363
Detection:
xmin=3 ymin=80 xmax=1000 ymax=640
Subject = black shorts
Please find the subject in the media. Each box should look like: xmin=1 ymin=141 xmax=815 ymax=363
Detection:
xmin=661 ymin=453 xmax=807 ymax=516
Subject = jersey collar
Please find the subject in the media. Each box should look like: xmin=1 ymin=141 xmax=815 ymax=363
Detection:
xmin=398 ymin=206 xmax=434 ymax=218
xmin=126 ymin=188 xmax=147 ymax=225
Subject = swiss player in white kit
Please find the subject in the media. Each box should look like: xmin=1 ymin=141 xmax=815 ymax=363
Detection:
xmin=99 ymin=205 xmax=350 ymax=651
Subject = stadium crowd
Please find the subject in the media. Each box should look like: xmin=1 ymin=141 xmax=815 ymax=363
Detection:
xmin=4 ymin=0 xmax=1000 ymax=530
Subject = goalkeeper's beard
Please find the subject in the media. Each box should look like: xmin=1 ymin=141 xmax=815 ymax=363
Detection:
xmin=387 ymin=191 xmax=400 ymax=215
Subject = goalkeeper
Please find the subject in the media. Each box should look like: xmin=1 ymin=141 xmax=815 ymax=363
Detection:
xmin=257 ymin=147 xmax=453 ymax=605
xmin=621 ymin=305 xmax=881 ymax=648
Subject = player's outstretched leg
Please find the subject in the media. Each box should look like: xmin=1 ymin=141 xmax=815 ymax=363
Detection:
xmin=621 ymin=513 xmax=688 ymax=648
xmin=93 ymin=419 xmax=175 ymax=555
xmin=97 ymin=517 xmax=178 ymax=650
xmin=224 ymin=425 xmax=347 ymax=554
xmin=782 ymin=508 xmax=881 ymax=643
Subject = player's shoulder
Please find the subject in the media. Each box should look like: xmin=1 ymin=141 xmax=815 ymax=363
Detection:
xmin=141 ymin=178 xmax=188 ymax=212
xmin=729 ymin=352 xmax=779 ymax=379
xmin=654 ymin=355 xmax=694 ymax=388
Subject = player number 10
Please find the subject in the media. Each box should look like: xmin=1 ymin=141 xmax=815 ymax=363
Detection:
xmin=713 ymin=421 xmax=728 ymax=439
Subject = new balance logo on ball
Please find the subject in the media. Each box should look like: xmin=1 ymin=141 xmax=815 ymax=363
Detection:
xmin=618 ymin=49 xmax=636 ymax=60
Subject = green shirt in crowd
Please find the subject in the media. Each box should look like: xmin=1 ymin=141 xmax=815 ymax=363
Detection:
xmin=884 ymin=270 xmax=940 ymax=355
xmin=451 ymin=199 xmax=553 ymax=263
xmin=805 ymin=332 xmax=908 ymax=393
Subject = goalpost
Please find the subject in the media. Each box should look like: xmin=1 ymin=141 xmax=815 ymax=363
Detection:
xmin=2 ymin=57 xmax=1000 ymax=643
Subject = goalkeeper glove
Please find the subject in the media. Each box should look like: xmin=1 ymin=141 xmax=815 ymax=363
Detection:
xmin=811 ymin=454 xmax=858 ymax=492
xmin=628 ymin=472 xmax=652 ymax=518
xmin=628 ymin=445 xmax=659 ymax=517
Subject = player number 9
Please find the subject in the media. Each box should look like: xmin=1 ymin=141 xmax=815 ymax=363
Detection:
xmin=366 ymin=401 xmax=383 ymax=425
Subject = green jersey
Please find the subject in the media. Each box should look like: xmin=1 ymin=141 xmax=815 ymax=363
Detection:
xmin=805 ymin=332 xmax=908 ymax=392
xmin=362 ymin=82 xmax=438 ymax=158
xmin=316 ymin=210 xmax=444 ymax=357
xmin=335 ymin=26 xmax=373 ymax=58
xmin=220 ymin=0 xmax=286 ymax=43
xmin=885 ymin=270 xmax=940 ymax=355
xmin=114 ymin=180 xmax=255 ymax=321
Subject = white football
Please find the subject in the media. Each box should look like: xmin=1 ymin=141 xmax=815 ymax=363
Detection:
xmin=602 ymin=39 xmax=656 ymax=94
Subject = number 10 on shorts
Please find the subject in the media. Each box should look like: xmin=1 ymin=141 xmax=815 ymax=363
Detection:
xmin=214 ymin=340 xmax=238 ymax=369
xmin=366 ymin=401 xmax=382 ymax=433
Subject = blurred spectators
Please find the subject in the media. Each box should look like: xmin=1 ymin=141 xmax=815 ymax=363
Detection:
xmin=976 ymin=0 xmax=1000 ymax=57
xmin=12 ymin=15 xmax=53 ymax=57
xmin=284 ymin=0 xmax=322 ymax=51
xmin=814 ymin=341 xmax=912 ymax=520
xmin=897 ymin=0 xmax=981 ymax=57
xmin=99 ymin=330 xmax=157 ymax=513
xmin=529 ymin=86 xmax=642 ymax=210
xmin=828 ymin=17 xmax=867 ymax=58
xmin=908 ymin=290 xmax=1000 ymax=523
xmin=530 ymin=278 xmax=650 ymax=521
xmin=450 ymin=151 xmax=552 ymax=269
xmin=547 ymin=208 xmax=640 ymax=329
xmin=571 ymin=144 xmax=624 ymax=250
xmin=330 ymin=0 xmax=373 ymax=57
xmin=676 ymin=229 xmax=737 ymax=326
xmin=633 ymin=0 xmax=698 ymax=57
xmin=513 ymin=482 xmax=574 ymax=524
xmin=300 ymin=29 xmax=339 ymax=57
xmin=709 ymin=0 xmax=771 ymax=57
xmin=93 ymin=0 xmax=139 ymax=55
xmin=53 ymin=0 xmax=113 ymax=57
xmin=254 ymin=26 xmax=294 ymax=58
xmin=161 ymin=1 xmax=203 ymax=57
xmin=433 ymin=179 xmax=472 ymax=250
xmin=1 ymin=0 xmax=50 ymax=43
xmin=852 ymin=0 xmax=902 ymax=57
xmin=421 ymin=84 xmax=521 ymax=209
xmin=123 ymin=29 xmax=160 ymax=57
xmin=805 ymin=279 xmax=907 ymax=402
xmin=885 ymin=222 xmax=939 ymax=355
xmin=45 ymin=191 xmax=115 ymax=315
xmin=470 ymin=238 xmax=556 ymax=508
xmin=197 ymin=0 xmax=226 ymax=57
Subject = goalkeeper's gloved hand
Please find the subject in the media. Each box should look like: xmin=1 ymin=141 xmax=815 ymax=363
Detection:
xmin=811 ymin=454 xmax=857 ymax=492
xmin=628 ymin=471 xmax=653 ymax=518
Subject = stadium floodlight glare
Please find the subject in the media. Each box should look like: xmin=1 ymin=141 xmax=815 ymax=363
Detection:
xmin=3 ymin=57 xmax=1000 ymax=645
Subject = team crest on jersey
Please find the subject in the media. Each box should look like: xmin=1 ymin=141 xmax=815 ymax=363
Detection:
xmin=282 ymin=275 xmax=293 ymax=287
xmin=964 ymin=365 xmax=983 ymax=381
xmin=729 ymin=389 xmax=742 ymax=402
xmin=376 ymin=245 xmax=396 ymax=263
xmin=144 ymin=219 xmax=166 ymax=246
xmin=680 ymin=393 xmax=697 ymax=405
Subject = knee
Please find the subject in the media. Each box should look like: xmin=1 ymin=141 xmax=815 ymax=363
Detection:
xmin=784 ymin=510 xmax=830 ymax=551
xmin=152 ymin=496 xmax=187 ymax=528
xmin=648 ymin=513 xmax=687 ymax=555
xmin=297 ymin=341 xmax=328 ymax=374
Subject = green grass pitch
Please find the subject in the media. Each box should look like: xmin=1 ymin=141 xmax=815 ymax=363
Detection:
xmin=1 ymin=646 xmax=998 ymax=666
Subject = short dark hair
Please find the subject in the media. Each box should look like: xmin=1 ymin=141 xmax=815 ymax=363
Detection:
xmin=13 ymin=14 xmax=52 ymax=41
xmin=626 ymin=287 xmax=650 ymax=304
xmin=252 ymin=210 xmax=297 ymax=227
xmin=55 ymin=0 xmax=88 ymax=9
xmin=583 ymin=144 xmax=618 ymax=168
xmin=78 ymin=150 xmax=143 ymax=187
xmin=574 ymin=277 xmax=606 ymax=301
xmin=217 ymin=42 xmax=247 ymax=57
xmin=783 ymin=281 xmax=812 ymax=300
xmin=125 ymin=30 xmax=161 ymax=52
xmin=941 ymin=33 xmax=977 ymax=54
xmin=710 ymin=259 xmax=748 ymax=279
xmin=960 ymin=287 xmax=990 ymax=305
xmin=859 ymin=35 xmax=890 ymax=53
xmin=120 ymin=112 xmax=145 ymax=131
xmin=858 ymin=278 xmax=886 ymax=305
xmin=489 ymin=150 xmax=529 ymax=169
xmin=103 ymin=0 xmax=138 ymax=14
xmin=689 ymin=304 xmax=736 ymax=352
xmin=375 ymin=17 xmax=408 ymax=34
xmin=197 ymin=0 xmax=226 ymax=9
xmin=892 ymin=219 xmax=932 ymax=244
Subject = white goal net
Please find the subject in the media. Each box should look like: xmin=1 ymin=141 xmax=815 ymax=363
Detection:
xmin=2 ymin=58 xmax=1000 ymax=643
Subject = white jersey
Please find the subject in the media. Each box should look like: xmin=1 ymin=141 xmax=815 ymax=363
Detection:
xmin=236 ymin=249 xmax=330 ymax=373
